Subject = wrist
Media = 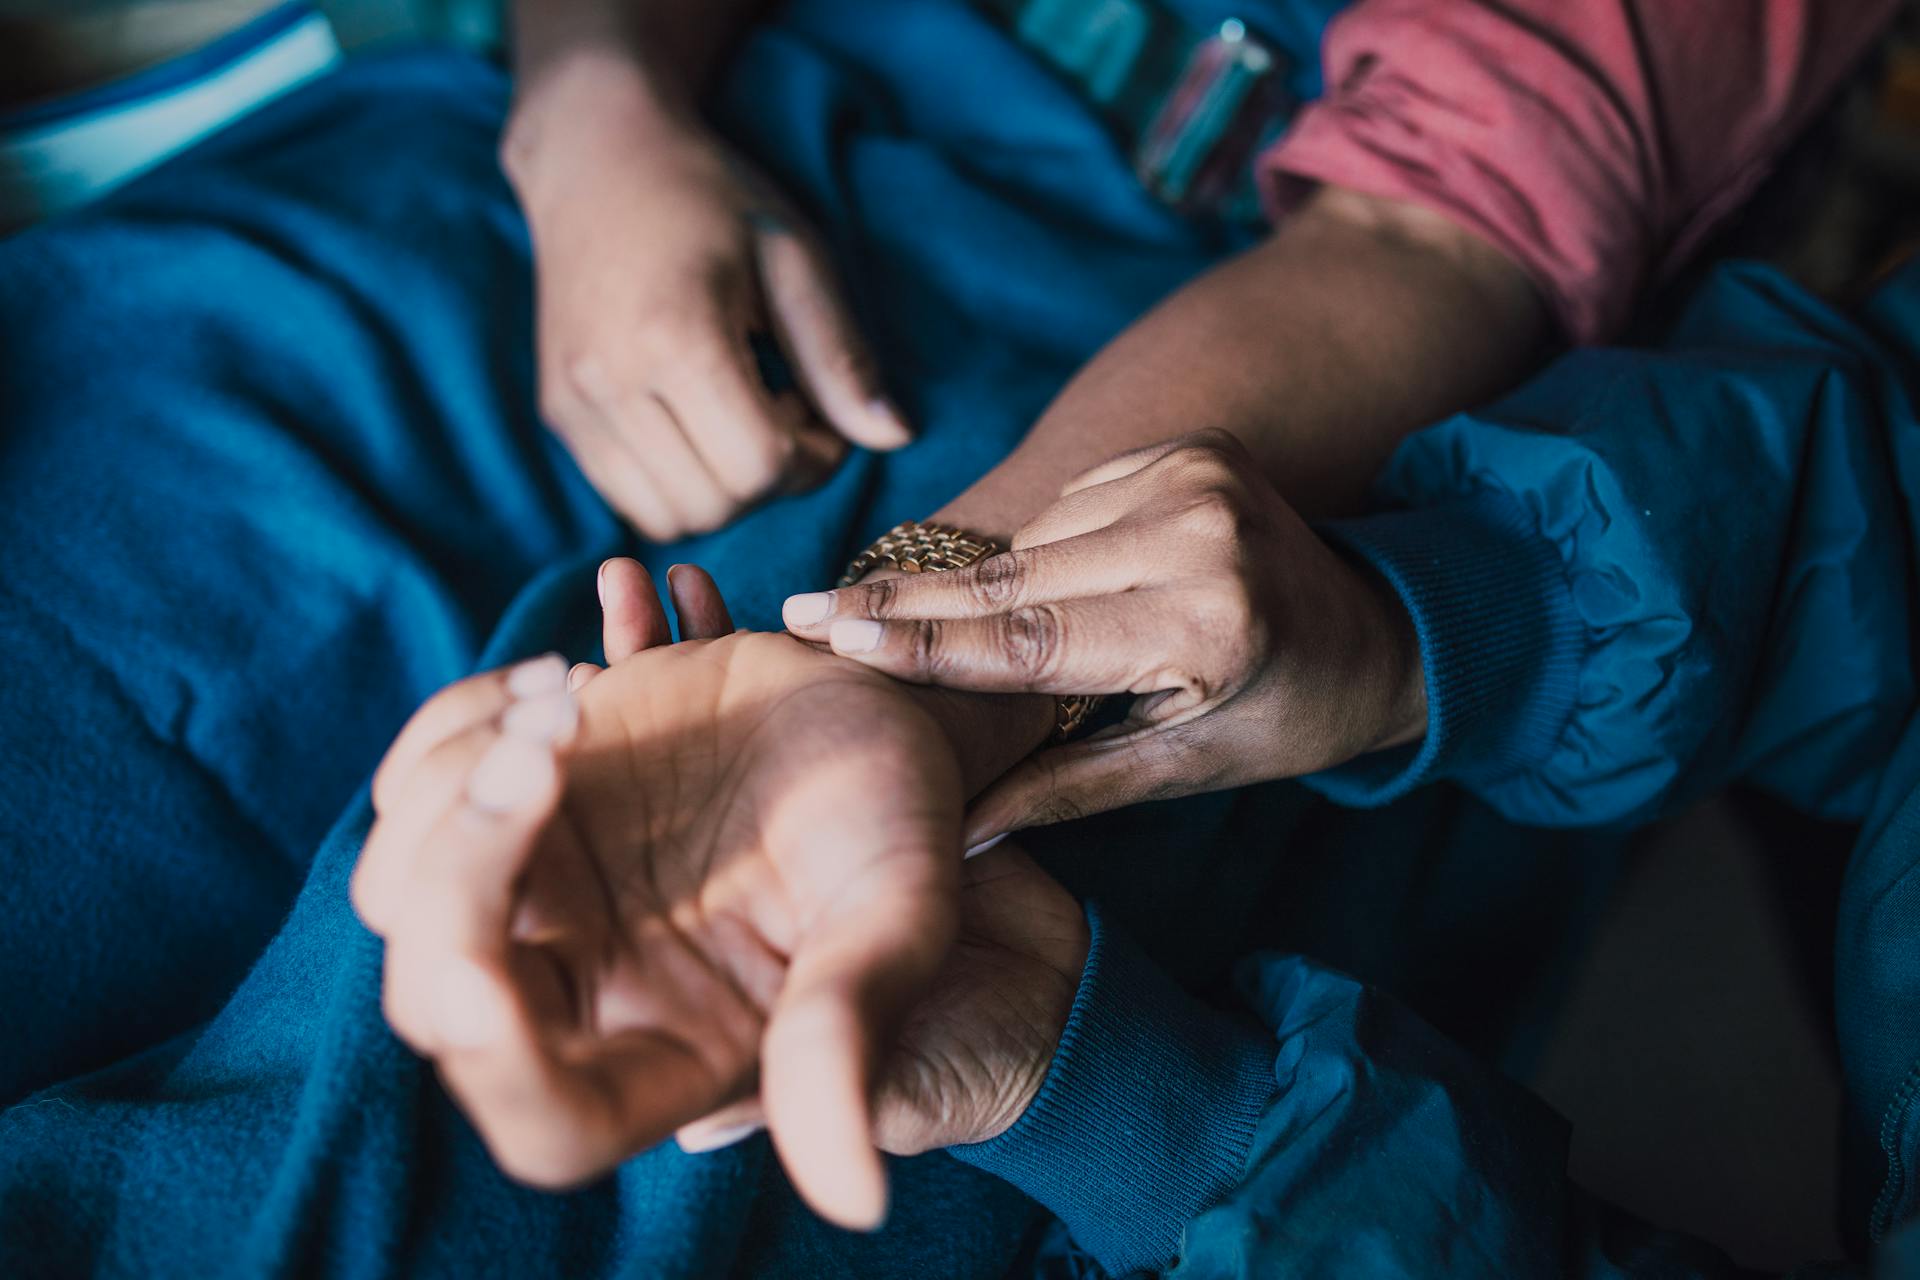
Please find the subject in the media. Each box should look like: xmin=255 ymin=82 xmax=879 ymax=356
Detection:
xmin=501 ymin=49 xmax=704 ymax=202
xmin=903 ymin=685 xmax=1056 ymax=800
xmin=1357 ymin=559 xmax=1428 ymax=753
xmin=1303 ymin=548 xmax=1427 ymax=765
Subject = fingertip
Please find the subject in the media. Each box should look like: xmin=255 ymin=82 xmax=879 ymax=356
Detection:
xmin=828 ymin=619 xmax=884 ymax=655
xmin=828 ymin=1158 xmax=890 ymax=1233
xmin=667 ymin=562 xmax=736 ymax=640
xmin=676 ymin=1120 xmax=765 ymax=1155
xmin=506 ymin=652 xmax=569 ymax=699
xmin=567 ymin=662 xmax=599 ymax=692
xmin=764 ymin=994 xmax=891 ymax=1232
xmin=854 ymin=398 xmax=913 ymax=451
xmin=781 ymin=591 xmax=834 ymax=630
xmin=962 ymin=832 xmax=1009 ymax=860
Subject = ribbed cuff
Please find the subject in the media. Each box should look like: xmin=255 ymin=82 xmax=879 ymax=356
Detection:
xmin=1305 ymin=493 xmax=1583 ymax=807
xmin=948 ymin=903 xmax=1277 ymax=1278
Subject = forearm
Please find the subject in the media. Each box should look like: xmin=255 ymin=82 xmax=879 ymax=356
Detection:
xmin=503 ymin=0 xmax=769 ymax=181
xmin=937 ymin=186 xmax=1547 ymax=543
xmin=900 ymin=189 xmax=1540 ymax=788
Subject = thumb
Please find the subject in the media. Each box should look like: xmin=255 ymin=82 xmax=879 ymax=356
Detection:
xmin=962 ymin=728 xmax=1181 ymax=848
xmin=760 ymin=878 xmax=957 ymax=1230
xmin=755 ymin=223 xmax=913 ymax=451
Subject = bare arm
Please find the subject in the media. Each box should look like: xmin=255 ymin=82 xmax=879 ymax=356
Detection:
xmin=503 ymin=0 xmax=775 ymax=183
xmin=890 ymin=186 xmax=1545 ymax=787
xmin=937 ymin=185 xmax=1548 ymax=544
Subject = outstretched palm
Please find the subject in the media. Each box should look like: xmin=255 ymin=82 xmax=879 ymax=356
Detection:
xmin=352 ymin=562 xmax=1079 ymax=1229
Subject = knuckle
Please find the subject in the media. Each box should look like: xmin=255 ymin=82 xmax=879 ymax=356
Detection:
xmin=1163 ymin=436 xmax=1243 ymax=491
xmin=1182 ymin=426 xmax=1245 ymax=457
xmin=1172 ymin=486 xmax=1249 ymax=544
xmin=1175 ymin=583 xmax=1265 ymax=695
xmin=997 ymin=604 xmax=1065 ymax=681
xmin=1026 ymin=758 xmax=1090 ymax=827
xmin=854 ymin=575 xmax=899 ymax=619
xmin=905 ymin=617 xmax=944 ymax=677
xmin=728 ymin=443 xmax=789 ymax=500
xmin=556 ymin=351 xmax=617 ymax=412
xmin=964 ymin=553 xmax=1026 ymax=610
xmin=753 ymin=429 xmax=799 ymax=480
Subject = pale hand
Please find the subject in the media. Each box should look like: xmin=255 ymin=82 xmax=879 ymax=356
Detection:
xmin=506 ymin=61 xmax=911 ymax=540
xmin=352 ymin=561 xmax=1083 ymax=1230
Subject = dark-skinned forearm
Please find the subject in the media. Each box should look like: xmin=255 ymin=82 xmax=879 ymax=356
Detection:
xmin=936 ymin=186 xmax=1549 ymax=544
xmin=916 ymin=187 xmax=1546 ymax=780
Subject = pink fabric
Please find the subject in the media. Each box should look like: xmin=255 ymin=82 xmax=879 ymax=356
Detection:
xmin=1261 ymin=0 xmax=1900 ymax=342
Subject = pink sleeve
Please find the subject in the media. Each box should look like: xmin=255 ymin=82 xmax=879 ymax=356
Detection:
xmin=1260 ymin=0 xmax=1899 ymax=342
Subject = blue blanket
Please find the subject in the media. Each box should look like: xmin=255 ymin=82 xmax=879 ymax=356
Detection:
xmin=0 ymin=3 xmax=1607 ymax=1275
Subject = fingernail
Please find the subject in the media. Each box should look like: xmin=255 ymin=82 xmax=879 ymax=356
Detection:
xmin=467 ymin=735 xmax=555 ymax=813
xmin=596 ymin=560 xmax=612 ymax=609
xmin=782 ymin=592 xmax=833 ymax=627
xmin=567 ymin=662 xmax=596 ymax=692
xmin=507 ymin=653 xmax=568 ymax=698
xmin=434 ymin=958 xmax=509 ymax=1049
xmin=868 ymin=397 xmax=912 ymax=443
xmin=829 ymin=619 xmax=884 ymax=654
xmin=677 ymin=1122 xmax=764 ymax=1154
xmin=502 ymin=691 xmax=578 ymax=745
xmin=964 ymin=833 xmax=1009 ymax=860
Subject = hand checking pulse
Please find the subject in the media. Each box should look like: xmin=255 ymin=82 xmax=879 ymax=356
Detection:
xmin=782 ymin=430 xmax=1430 ymax=846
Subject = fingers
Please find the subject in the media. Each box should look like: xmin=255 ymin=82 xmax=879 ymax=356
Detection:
xmin=755 ymin=223 xmax=912 ymax=452
xmin=1010 ymin=461 xmax=1170 ymax=549
xmin=595 ymin=557 xmax=736 ymax=656
xmin=597 ymin=557 xmax=670 ymax=664
xmin=371 ymin=653 xmax=567 ymax=818
xmin=677 ymin=1096 xmax=767 ymax=1154
xmin=666 ymin=563 xmax=736 ymax=640
xmin=1057 ymin=426 xmax=1250 ymax=498
xmin=781 ymin=531 xmax=1145 ymax=635
xmin=814 ymin=592 xmax=1171 ymax=695
xmin=442 ymin=1015 xmax=727 ymax=1189
xmin=373 ymin=689 xmax=574 ymax=1059
xmin=672 ymin=332 xmax=822 ymax=503
xmin=548 ymin=409 xmax=683 ymax=543
xmin=761 ymin=879 xmax=957 ymax=1230
xmin=962 ymin=728 xmax=1193 ymax=846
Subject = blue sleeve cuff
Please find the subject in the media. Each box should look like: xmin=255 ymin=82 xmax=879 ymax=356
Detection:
xmin=1303 ymin=493 xmax=1583 ymax=808
xmin=948 ymin=903 xmax=1277 ymax=1278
